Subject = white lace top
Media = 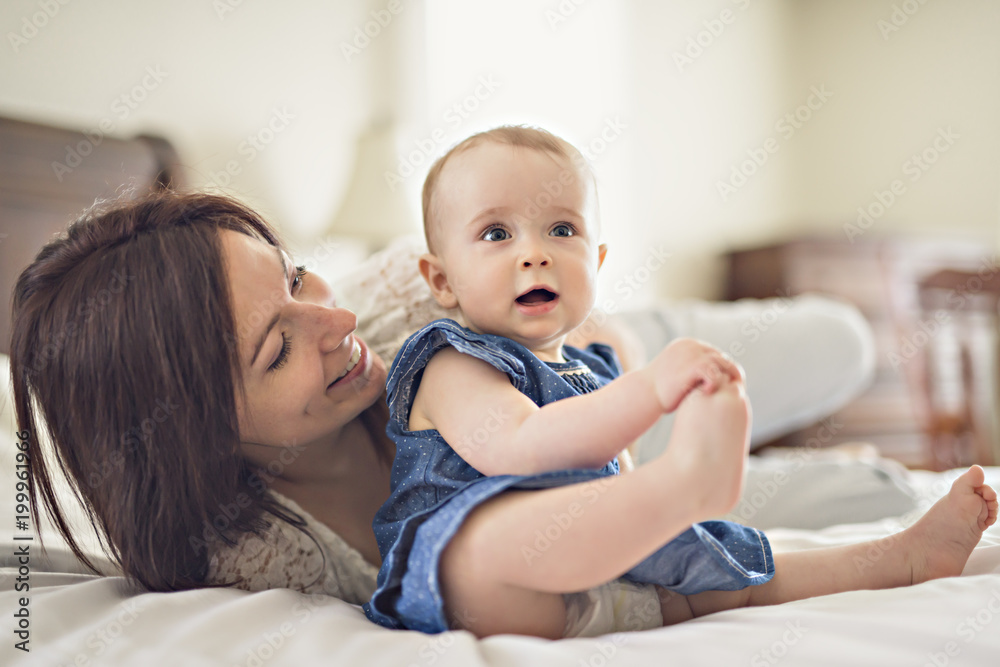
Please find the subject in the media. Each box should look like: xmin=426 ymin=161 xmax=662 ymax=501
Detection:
xmin=206 ymin=237 xmax=452 ymax=602
xmin=205 ymin=490 xmax=379 ymax=604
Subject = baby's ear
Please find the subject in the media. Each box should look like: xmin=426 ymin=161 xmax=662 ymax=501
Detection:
xmin=597 ymin=243 xmax=608 ymax=271
xmin=418 ymin=253 xmax=460 ymax=309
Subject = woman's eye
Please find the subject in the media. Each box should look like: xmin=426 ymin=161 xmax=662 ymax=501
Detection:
xmin=482 ymin=227 xmax=510 ymax=242
xmin=269 ymin=333 xmax=292 ymax=372
xmin=292 ymin=265 xmax=307 ymax=291
xmin=551 ymin=224 xmax=575 ymax=238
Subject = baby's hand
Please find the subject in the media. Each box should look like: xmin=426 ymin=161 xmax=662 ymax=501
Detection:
xmin=644 ymin=338 xmax=744 ymax=413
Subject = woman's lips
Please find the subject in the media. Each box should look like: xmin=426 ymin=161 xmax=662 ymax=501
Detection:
xmin=328 ymin=339 xmax=367 ymax=390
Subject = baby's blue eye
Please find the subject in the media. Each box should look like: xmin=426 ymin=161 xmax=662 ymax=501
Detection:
xmin=483 ymin=227 xmax=510 ymax=242
xmin=551 ymin=224 xmax=575 ymax=237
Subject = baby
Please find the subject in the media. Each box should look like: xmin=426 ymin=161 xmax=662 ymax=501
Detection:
xmin=363 ymin=125 xmax=998 ymax=639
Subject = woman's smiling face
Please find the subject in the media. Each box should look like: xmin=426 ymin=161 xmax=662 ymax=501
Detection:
xmin=220 ymin=229 xmax=387 ymax=450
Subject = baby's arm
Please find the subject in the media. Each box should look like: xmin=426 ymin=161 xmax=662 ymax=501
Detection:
xmin=409 ymin=338 xmax=740 ymax=476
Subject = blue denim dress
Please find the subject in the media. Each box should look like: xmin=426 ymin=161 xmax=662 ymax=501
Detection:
xmin=363 ymin=319 xmax=773 ymax=633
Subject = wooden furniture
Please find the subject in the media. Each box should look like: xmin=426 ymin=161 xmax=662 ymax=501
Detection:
xmin=0 ymin=115 xmax=183 ymax=355
xmin=913 ymin=268 xmax=1000 ymax=469
xmin=725 ymin=237 xmax=997 ymax=469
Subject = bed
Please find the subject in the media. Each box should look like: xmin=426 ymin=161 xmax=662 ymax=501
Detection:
xmin=2 ymin=116 xmax=1000 ymax=667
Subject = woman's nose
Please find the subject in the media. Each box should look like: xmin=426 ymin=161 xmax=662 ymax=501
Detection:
xmin=310 ymin=305 xmax=358 ymax=353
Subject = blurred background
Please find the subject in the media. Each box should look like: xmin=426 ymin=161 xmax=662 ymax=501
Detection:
xmin=3 ymin=0 xmax=997 ymax=295
xmin=2 ymin=0 xmax=1000 ymax=468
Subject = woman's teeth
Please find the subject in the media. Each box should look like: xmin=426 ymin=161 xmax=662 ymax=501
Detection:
xmin=334 ymin=341 xmax=362 ymax=382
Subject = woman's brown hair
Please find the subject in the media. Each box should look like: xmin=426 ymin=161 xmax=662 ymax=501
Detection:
xmin=9 ymin=190 xmax=388 ymax=592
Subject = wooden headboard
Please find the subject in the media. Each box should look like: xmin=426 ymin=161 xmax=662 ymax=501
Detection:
xmin=0 ymin=116 xmax=184 ymax=355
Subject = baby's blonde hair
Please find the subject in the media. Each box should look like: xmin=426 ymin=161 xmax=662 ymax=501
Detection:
xmin=421 ymin=125 xmax=594 ymax=253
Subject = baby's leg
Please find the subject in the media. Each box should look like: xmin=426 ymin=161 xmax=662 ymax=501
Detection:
xmin=439 ymin=383 xmax=751 ymax=638
xmin=439 ymin=504 xmax=569 ymax=638
xmin=660 ymin=379 xmax=751 ymax=509
xmin=657 ymin=465 xmax=998 ymax=624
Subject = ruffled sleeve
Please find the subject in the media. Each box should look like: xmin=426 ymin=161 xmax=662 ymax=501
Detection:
xmin=384 ymin=319 xmax=532 ymax=426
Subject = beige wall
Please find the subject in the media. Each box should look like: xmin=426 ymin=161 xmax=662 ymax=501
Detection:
xmin=787 ymin=0 xmax=1000 ymax=243
xmin=624 ymin=0 xmax=1000 ymax=299
xmin=2 ymin=0 xmax=997 ymax=300
xmin=623 ymin=0 xmax=798 ymax=300
xmin=0 ymin=0 xmax=390 ymax=245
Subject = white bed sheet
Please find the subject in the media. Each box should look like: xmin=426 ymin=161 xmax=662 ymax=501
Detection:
xmin=4 ymin=353 xmax=1000 ymax=666
xmin=1 ymin=470 xmax=998 ymax=667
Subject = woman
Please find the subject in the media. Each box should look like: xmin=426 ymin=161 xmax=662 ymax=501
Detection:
xmin=13 ymin=190 xmax=927 ymax=637
xmin=12 ymin=192 xmax=393 ymax=602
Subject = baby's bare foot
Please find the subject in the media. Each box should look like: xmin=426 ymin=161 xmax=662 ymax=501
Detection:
xmin=661 ymin=379 xmax=751 ymax=515
xmin=905 ymin=465 xmax=998 ymax=584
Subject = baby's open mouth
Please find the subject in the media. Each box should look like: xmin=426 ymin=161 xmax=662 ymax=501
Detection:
xmin=516 ymin=288 xmax=558 ymax=305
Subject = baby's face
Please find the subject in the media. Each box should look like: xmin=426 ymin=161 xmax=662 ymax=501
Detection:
xmin=427 ymin=141 xmax=606 ymax=360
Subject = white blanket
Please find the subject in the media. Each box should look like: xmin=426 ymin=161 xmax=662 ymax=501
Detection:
xmin=2 ymin=468 xmax=999 ymax=667
xmin=3 ymin=329 xmax=999 ymax=666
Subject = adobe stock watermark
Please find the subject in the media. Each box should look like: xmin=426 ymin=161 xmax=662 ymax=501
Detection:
xmin=340 ymin=0 xmax=407 ymax=62
xmin=568 ymin=242 xmax=673 ymax=345
xmin=750 ymin=620 xmax=809 ymax=667
xmin=7 ymin=0 xmax=72 ymax=54
xmin=577 ymin=116 xmax=628 ymax=164
xmin=213 ymin=0 xmax=249 ymax=20
xmin=220 ymin=235 xmax=343 ymax=354
xmin=886 ymin=310 xmax=950 ymax=371
xmin=451 ymin=407 xmax=511 ymax=461
xmin=877 ymin=0 xmax=932 ymax=41
xmin=84 ymin=397 xmax=181 ymax=491
xmin=724 ymin=289 xmax=796 ymax=360
xmin=922 ymin=588 xmax=1000 ymax=667
xmin=508 ymin=116 xmax=627 ymax=227
xmin=843 ymin=126 xmax=959 ymax=243
xmin=235 ymin=593 xmax=343 ymax=667
xmin=609 ymin=244 xmax=672 ymax=303
xmin=852 ymin=473 xmax=943 ymax=574
xmin=575 ymin=622 xmax=657 ymax=667
xmin=853 ymin=468 xmax=974 ymax=576
xmin=404 ymin=633 xmax=461 ymax=667
xmin=525 ymin=116 xmax=628 ymax=213
xmin=189 ymin=441 xmax=307 ymax=555
xmin=206 ymin=107 xmax=295 ymax=189
xmin=886 ymin=254 xmax=997 ymax=371
xmin=673 ymin=0 xmax=754 ymax=73
xmin=384 ymin=75 xmax=502 ymax=191
xmin=728 ymin=416 xmax=844 ymax=523
xmin=65 ymin=601 xmax=143 ymax=667
xmin=521 ymin=475 xmax=617 ymax=565
xmin=545 ymin=0 xmax=590 ymax=31
xmin=237 ymin=621 xmax=297 ymax=667
xmin=30 ymin=269 xmax=135 ymax=373
xmin=400 ymin=606 xmax=480 ymax=667
xmin=51 ymin=65 xmax=169 ymax=182
xmin=942 ymin=255 xmax=1000 ymax=310
xmin=717 ymin=85 xmax=833 ymax=202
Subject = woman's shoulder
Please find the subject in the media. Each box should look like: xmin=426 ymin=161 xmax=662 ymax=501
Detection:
xmin=332 ymin=236 xmax=456 ymax=366
xmin=205 ymin=490 xmax=377 ymax=604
